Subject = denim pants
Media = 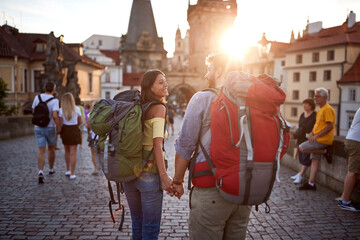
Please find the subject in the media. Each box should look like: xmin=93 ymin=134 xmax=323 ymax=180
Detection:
xmin=123 ymin=172 xmax=163 ymax=240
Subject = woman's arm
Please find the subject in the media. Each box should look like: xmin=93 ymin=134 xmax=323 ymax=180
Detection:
xmin=149 ymin=104 xmax=173 ymax=194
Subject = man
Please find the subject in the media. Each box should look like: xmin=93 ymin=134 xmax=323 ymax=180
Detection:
xmin=172 ymin=53 xmax=252 ymax=240
xmin=299 ymin=87 xmax=335 ymax=190
xmin=32 ymin=81 xmax=60 ymax=183
xmin=337 ymin=107 xmax=360 ymax=211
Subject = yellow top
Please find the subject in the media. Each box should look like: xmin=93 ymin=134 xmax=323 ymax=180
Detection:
xmin=142 ymin=117 xmax=167 ymax=151
xmin=313 ymin=103 xmax=335 ymax=145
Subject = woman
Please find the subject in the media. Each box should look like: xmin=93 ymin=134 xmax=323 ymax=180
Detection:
xmin=123 ymin=69 xmax=173 ymax=240
xmin=59 ymin=93 xmax=82 ymax=180
xmin=291 ymin=98 xmax=316 ymax=183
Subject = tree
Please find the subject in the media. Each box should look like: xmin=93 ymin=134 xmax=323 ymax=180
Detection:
xmin=0 ymin=78 xmax=17 ymax=116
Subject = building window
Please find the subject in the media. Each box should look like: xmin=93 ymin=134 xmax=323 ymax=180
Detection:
xmin=105 ymin=91 xmax=110 ymax=99
xmin=105 ymin=73 xmax=110 ymax=83
xmin=280 ymin=75 xmax=283 ymax=83
xmin=281 ymin=60 xmax=285 ymax=66
xmin=327 ymin=89 xmax=331 ymax=101
xmin=23 ymin=69 xmax=29 ymax=93
xmin=296 ymin=54 xmax=302 ymax=64
xmin=140 ymin=59 xmax=146 ymax=68
xmin=324 ymin=70 xmax=331 ymax=81
xmin=143 ymin=41 xmax=149 ymax=48
xmin=309 ymin=71 xmax=317 ymax=82
xmin=312 ymin=52 xmax=319 ymax=62
xmin=292 ymin=90 xmax=299 ymax=100
xmin=293 ymin=72 xmax=300 ymax=82
xmin=98 ymin=40 xmax=102 ymax=46
xmin=308 ymin=90 xmax=315 ymax=98
xmin=347 ymin=113 xmax=355 ymax=129
xmin=178 ymin=42 xmax=181 ymax=48
xmin=36 ymin=43 xmax=45 ymax=52
xmin=349 ymin=89 xmax=356 ymax=102
xmin=88 ymin=72 xmax=93 ymax=93
xmin=327 ymin=50 xmax=335 ymax=61
xmin=34 ymin=70 xmax=44 ymax=92
xmin=291 ymin=107 xmax=298 ymax=117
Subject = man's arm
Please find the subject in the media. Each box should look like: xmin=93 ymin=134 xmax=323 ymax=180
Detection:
xmin=173 ymin=152 xmax=190 ymax=199
xmin=308 ymin=122 xmax=334 ymax=143
xmin=53 ymin=111 xmax=61 ymax=134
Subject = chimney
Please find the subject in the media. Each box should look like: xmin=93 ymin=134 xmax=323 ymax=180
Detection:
xmin=348 ymin=11 xmax=356 ymax=28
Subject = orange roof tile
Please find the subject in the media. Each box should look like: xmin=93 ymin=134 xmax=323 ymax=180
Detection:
xmin=338 ymin=54 xmax=360 ymax=84
xmin=287 ymin=22 xmax=360 ymax=52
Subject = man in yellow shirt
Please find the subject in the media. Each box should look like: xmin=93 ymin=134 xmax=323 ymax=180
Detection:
xmin=299 ymin=87 xmax=335 ymax=190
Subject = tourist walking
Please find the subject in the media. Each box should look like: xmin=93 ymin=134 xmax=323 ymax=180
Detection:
xmin=122 ymin=69 xmax=173 ymax=239
xmin=32 ymin=81 xmax=60 ymax=183
xmin=59 ymin=93 xmax=82 ymax=180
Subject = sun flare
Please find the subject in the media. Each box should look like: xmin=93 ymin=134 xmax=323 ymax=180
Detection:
xmin=221 ymin=28 xmax=253 ymax=61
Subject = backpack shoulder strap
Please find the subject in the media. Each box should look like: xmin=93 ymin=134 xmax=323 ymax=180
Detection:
xmin=202 ymin=87 xmax=221 ymax=96
xmin=38 ymin=95 xmax=43 ymax=103
xmin=45 ymin=97 xmax=55 ymax=103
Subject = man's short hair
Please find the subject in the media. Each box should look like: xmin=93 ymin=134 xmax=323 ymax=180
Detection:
xmin=314 ymin=87 xmax=328 ymax=97
xmin=45 ymin=81 xmax=55 ymax=93
xmin=205 ymin=52 xmax=241 ymax=76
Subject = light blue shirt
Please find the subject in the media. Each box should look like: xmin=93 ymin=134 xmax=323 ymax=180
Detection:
xmin=175 ymin=91 xmax=216 ymax=163
xmin=346 ymin=107 xmax=360 ymax=142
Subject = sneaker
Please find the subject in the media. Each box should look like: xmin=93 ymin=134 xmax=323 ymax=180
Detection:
xmin=92 ymin=171 xmax=99 ymax=176
xmin=293 ymin=175 xmax=303 ymax=184
xmin=69 ymin=175 xmax=76 ymax=180
xmin=49 ymin=170 xmax=56 ymax=175
xmin=38 ymin=173 xmax=44 ymax=184
xmin=65 ymin=171 xmax=71 ymax=177
xmin=299 ymin=182 xmax=316 ymax=190
xmin=324 ymin=145 xmax=334 ymax=164
xmin=290 ymin=172 xmax=300 ymax=180
xmin=337 ymin=200 xmax=360 ymax=211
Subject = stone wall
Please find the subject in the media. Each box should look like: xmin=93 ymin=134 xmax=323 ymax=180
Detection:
xmin=0 ymin=116 xmax=34 ymax=140
xmin=283 ymin=133 xmax=360 ymax=202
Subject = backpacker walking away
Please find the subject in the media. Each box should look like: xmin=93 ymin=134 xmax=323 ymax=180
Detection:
xmin=172 ymin=53 xmax=289 ymax=240
xmin=32 ymin=81 xmax=61 ymax=183
xmin=89 ymin=69 xmax=173 ymax=238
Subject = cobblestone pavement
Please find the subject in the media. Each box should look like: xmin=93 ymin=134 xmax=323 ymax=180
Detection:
xmin=1 ymin=115 xmax=360 ymax=240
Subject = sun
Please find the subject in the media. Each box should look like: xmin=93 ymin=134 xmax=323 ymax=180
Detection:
xmin=221 ymin=28 xmax=253 ymax=61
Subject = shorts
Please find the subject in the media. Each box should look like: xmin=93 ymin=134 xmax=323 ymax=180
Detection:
xmin=298 ymin=146 xmax=311 ymax=166
xmin=168 ymin=117 xmax=174 ymax=124
xmin=60 ymin=125 xmax=81 ymax=145
xmin=35 ymin=127 xmax=56 ymax=147
xmin=344 ymin=139 xmax=360 ymax=174
xmin=299 ymin=140 xmax=328 ymax=161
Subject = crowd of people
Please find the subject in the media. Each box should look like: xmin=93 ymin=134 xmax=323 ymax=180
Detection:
xmin=31 ymin=52 xmax=359 ymax=240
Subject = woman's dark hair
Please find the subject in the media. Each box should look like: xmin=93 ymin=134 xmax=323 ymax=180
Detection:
xmin=303 ymin=98 xmax=315 ymax=111
xmin=140 ymin=69 xmax=166 ymax=104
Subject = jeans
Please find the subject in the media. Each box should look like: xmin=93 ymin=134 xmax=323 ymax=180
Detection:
xmin=123 ymin=172 xmax=163 ymax=240
xmin=34 ymin=126 xmax=56 ymax=147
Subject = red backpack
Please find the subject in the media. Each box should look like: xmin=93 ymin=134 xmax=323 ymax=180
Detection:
xmin=190 ymin=72 xmax=290 ymax=210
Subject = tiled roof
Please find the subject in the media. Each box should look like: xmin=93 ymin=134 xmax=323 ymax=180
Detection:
xmin=100 ymin=50 xmax=120 ymax=65
xmin=287 ymin=22 xmax=360 ymax=52
xmin=123 ymin=73 xmax=143 ymax=86
xmin=338 ymin=54 xmax=360 ymax=84
xmin=270 ymin=41 xmax=290 ymax=58
xmin=0 ymin=25 xmax=104 ymax=69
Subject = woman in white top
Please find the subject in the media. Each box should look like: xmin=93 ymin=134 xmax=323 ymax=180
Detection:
xmin=59 ymin=92 xmax=82 ymax=179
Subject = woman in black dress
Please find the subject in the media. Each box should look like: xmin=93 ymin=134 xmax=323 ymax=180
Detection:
xmin=291 ymin=98 xmax=317 ymax=183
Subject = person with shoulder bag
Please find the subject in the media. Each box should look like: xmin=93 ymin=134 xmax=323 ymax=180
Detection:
xmin=291 ymin=98 xmax=317 ymax=184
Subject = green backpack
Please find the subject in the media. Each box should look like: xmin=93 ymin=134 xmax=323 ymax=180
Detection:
xmin=89 ymin=89 xmax=166 ymax=231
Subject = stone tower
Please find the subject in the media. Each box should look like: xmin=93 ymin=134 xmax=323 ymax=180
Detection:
xmin=171 ymin=26 xmax=189 ymax=72
xmin=187 ymin=0 xmax=237 ymax=75
xmin=120 ymin=0 xmax=167 ymax=73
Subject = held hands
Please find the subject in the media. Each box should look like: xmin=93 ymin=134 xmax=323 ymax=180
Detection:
xmin=160 ymin=173 xmax=175 ymax=196
xmin=172 ymin=182 xmax=184 ymax=200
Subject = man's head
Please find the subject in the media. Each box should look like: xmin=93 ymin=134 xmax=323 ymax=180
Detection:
xmin=314 ymin=87 xmax=328 ymax=107
xmin=205 ymin=53 xmax=237 ymax=88
xmin=44 ymin=81 xmax=56 ymax=94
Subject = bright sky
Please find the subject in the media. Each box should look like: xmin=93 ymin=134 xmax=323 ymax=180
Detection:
xmin=1 ymin=0 xmax=360 ymax=58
